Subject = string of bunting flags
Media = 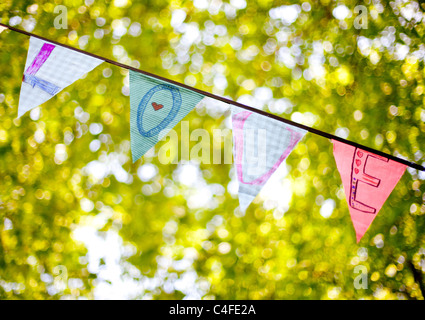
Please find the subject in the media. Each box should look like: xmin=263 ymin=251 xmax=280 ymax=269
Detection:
xmin=1 ymin=23 xmax=424 ymax=242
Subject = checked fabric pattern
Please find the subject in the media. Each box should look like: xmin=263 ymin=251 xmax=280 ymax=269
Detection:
xmin=231 ymin=106 xmax=307 ymax=212
xmin=130 ymin=71 xmax=205 ymax=162
xmin=18 ymin=37 xmax=103 ymax=117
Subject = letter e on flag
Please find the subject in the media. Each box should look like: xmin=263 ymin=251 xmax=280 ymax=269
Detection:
xmin=332 ymin=140 xmax=406 ymax=242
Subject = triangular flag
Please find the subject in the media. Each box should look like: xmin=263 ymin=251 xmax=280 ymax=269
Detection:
xmin=332 ymin=140 xmax=407 ymax=242
xmin=0 ymin=26 xmax=7 ymax=34
xmin=130 ymin=71 xmax=204 ymax=162
xmin=18 ymin=37 xmax=103 ymax=117
xmin=232 ymin=107 xmax=307 ymax=212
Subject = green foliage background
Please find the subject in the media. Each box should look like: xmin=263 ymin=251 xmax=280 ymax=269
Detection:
xmin=0 ymin=0 xmax=425 ymax=299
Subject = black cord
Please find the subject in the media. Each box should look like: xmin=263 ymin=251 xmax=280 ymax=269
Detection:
xmin=1 ymin=23 xmax=424 ymax=171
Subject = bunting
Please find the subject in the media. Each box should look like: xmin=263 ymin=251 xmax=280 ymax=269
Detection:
xmin=0 ymin=23 xmax=422 ymax=243
xmin=18 ymin=37 xmax=103 ymax=117
xmin=232 ymin=107 xmax=307 ymax=212
xmin=332 ymin=140 xmax=407 ymax=242
xmin=130 ymin=71 xmax=204 ymax=162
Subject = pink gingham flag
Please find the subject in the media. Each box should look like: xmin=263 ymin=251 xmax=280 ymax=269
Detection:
xmin=232 ymin=107 xmax=307 ymax=212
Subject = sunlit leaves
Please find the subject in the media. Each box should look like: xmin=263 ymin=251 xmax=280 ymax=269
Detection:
xmin=0 ymin=0 xmax=425 ymax=300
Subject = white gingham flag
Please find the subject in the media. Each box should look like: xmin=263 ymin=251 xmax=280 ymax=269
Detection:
xmin=232 ymin=106 xmax=307 ymax=212
xmin=18 ymin=37 xmax=103 ymax=117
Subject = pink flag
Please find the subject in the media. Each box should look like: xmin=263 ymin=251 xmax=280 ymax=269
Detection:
xmin=332 ymin=140 xmax=406 ymax=242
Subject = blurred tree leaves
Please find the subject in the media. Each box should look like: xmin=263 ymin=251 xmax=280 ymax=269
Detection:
xmin=0 ymin=0 xmax=425 ymax=300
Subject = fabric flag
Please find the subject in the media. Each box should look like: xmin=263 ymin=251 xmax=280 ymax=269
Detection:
xmin=232 ymin=107 xmax=307 ymax=212
xmin=130 ymin=71 xmax=204 ymax=162
xmin=18 ymin=37 xmax=103 ymax=117
xmin=332 ymin=140 xmax=407 ymax=242
xmin=0 ymin=26 xmax=7 ymax=34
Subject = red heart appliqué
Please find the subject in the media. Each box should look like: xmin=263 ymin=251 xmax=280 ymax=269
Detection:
xmin=354 ymin=168 xmax=359 ymax=174
xmin=355 ymin=159 xmax=362 ymax=167
xmin=152 ymin=102 xmax=164 ymax=111
xmin=357 ymin=150 xmax=363 ymax=158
